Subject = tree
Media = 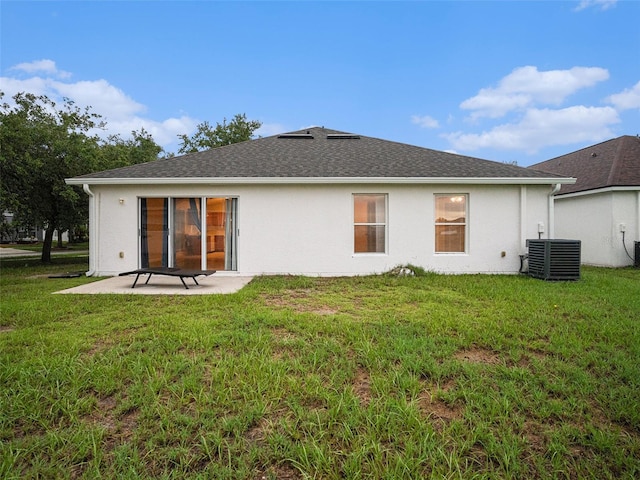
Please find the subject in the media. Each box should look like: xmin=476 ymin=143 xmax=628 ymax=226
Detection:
xmin=0 ymin=92 xmax=162 ymax=262
xmin=177 ymin=113 xmax=261 ymax=154
xmin=99 ymin=128 xmax=163 ymax=170
xmin=0 ymin=92 xmax=104 ymax=262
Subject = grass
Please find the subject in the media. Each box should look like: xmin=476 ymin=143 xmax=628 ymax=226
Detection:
xmin=1 ymin=256 xmax=639 ymax=479
xmin=0 ymin=241 xmax=89 ymax=253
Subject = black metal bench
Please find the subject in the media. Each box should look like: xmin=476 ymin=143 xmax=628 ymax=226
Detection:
xmin=119 ymin=268 xmax=217 ymax=289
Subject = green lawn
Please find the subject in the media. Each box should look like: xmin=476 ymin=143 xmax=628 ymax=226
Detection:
xmin=1 ymin=257 xmax=639 ymax=479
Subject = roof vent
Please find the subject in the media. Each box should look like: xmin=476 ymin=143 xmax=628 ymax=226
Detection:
xmin=278 ymin=133 xmax=314 ymax=139
xmin=327 ymin=134 xmax=360 ymax=139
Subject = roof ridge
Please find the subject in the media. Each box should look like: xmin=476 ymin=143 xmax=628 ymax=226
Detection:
xmin=286 ymin=126 xmax=352 ymax=136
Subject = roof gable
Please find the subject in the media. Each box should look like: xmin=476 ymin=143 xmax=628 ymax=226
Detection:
xmin=69 ymin=127 xmax=571 ymax=184
xmin=529 ymin=135 xmax=640 ymax=194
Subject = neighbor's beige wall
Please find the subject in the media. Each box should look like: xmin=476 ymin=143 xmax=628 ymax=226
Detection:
xmin=555 ymin=190 xmax=639 ymax=267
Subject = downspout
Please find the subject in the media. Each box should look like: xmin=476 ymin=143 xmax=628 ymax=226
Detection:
xmin=548 ymin=183 xmax=561 ymax=239
xmin=520 ymin=185 xmax=527 ymax=251
xmin=83 ymin=184 xmax=97 ymax=277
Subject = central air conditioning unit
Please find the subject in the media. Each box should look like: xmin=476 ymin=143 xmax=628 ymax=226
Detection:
xmin=526 ymin=239 xmax=581 ymax=281
xmin=635 ymin=241 xmax=640 ymax=268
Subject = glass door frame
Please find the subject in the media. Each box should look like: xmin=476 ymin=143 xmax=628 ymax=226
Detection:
xmin=138 ymin=196 xmax=238 ymax=271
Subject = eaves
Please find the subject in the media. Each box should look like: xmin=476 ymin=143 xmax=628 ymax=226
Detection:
xmin=66 ymin=176 xmax=576 ymax=186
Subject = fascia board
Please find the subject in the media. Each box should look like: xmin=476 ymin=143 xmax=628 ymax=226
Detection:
xmin=66 ymin=176 xmax=576 ymax=186
xmin=556 ymin=185 xmax=640 ymax=199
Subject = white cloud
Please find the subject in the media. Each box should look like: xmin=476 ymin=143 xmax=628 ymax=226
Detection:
xmin=0 ymin=76 xmax=50 ymax=97
xmin=0 ymin=59 xmax=199 ymax=153
xmin=256 ymin=123 xmax=289 ymax=137
xmin=93 ymin=116 xmax=198 ymax=150
xmin=606 ymin=81 xmax=640 ymax=110
xmin=574 ymin=0 xmax=617 ymax=12
xmin=411 ymin=114 xmax=440 ymax=129
xmin=9 ymin=59 xmax=71 ymax=79
xmin=52 ymin=79 xmax=146 ymax=119
xmin=444 ymin=106 xmax=619 ymax=153
xmin=461 ymin=66 xmax=609 ymax=119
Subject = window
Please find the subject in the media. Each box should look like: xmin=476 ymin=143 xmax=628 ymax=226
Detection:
xmin=354 ymin=194 xmax=386 ymax=253
xmin=435 ymin=194 xmax=467 ymax=253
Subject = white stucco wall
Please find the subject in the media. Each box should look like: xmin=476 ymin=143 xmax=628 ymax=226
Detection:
xmin=554 ymin=189 xmax=640 ymax=267
xmin=86 ymin=182 xmax=556 ymax=276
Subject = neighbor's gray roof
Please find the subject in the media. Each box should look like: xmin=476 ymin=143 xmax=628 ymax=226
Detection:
xmin=68 ymin=127 xmax=572 ymax=184
xmin=529 ymin=135 xmax=640 ymax=195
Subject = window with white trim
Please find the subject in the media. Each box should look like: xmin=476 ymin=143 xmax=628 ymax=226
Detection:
xmin=354 ymin=194 xmax=387 ymax=253
xmin=435 ymin=194 xmax=467 ymax=253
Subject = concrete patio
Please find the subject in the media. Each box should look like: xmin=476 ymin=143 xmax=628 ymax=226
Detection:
xmin=54 ymin=273 xmax=254 ymax=295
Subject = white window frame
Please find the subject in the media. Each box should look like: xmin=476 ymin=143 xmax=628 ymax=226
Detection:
xmin=434 ymin=194 xmax=468 ymax=254
xmin=353 ymin=193 xmax=388 ymax=255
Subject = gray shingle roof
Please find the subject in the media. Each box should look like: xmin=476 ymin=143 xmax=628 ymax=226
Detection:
xmin=529 ymin=135 xmax=640 ymax=195
xmin=69 ymin=127 xmax=570 ymax=183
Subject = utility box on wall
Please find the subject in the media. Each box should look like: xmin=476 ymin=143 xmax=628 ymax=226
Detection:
xmin=527 ymin=239 xmax=581 ymax=281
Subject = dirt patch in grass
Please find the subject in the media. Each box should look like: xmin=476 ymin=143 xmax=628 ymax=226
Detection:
xmin=503 ymin=349 xmax=548 ymax=369
xmin=418 ymin=379 xmax=463 ymax=427
xmin=247 ymin=414 xmax=304 ymax=479
xmin=84 ymin=328 xmax=143 ymax=356
xmin=256 ymin=462 xmax=302 ymax=480
xmin=261 ymin=291 xmax=340 ymax=316
xmin=272 ymin=346 xmax=296 ymax=361
xmin=265 ymin=296 xmax=340 ymax=315
xmin=261 ymin=290 xmax=313 ymax=305
xmin=353 ymin=367 xmax=372 ymax=406
xmin=309 ymin=307 xmax=340 ymax=315
xmin=245 ymin=417 xmax=271 ymax=447
xmin=271 ymin=327 xmax=299 ymax=341
xmin=422 ymin=398 xmax=463 ymax=422
xmin=454 ymin=347 xmax=502 ymax=365
xmin=271 ymin=327 xmax=301 ymax=360
xmin=587 ymin=399 xmax=638 ymax=437
xmin=527 ymin=349 xmax=548 ymax=361
xmin=0 ymin=325 xmax=14 ymax=333
xmin=523 ymin=420 xmax=547 ymax=456
xmin=87 ymin=393 xmax=140 ymax=451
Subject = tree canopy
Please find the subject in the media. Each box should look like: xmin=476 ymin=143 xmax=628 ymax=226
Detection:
xmin=177 ymin=113 xmax=261 ymax=154
xmin=99 ymin=129 xmax=163 ymax=170
xmin=0 ymin=91 xmax=162 ymax=262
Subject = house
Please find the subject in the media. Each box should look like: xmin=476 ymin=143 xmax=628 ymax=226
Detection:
xmin=530 ymin=135 xmax=640 ymax=267
xmin=1 ymin=211 xmax=70 ymax=244
xmin=66 ymin=127 xmax=574 ymax=277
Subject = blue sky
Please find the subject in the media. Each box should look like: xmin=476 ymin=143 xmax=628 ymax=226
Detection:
xmin=1 ymin=0 xmax=638 ymax=166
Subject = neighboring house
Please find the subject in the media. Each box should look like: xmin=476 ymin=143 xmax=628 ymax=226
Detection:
xmin=1 ymin=211 xmax=41 ymax=243
xmin=66 ymin=127 xmax=574 ymax=277
xmin=530 ymin=135 xmax=640 ymax=267
xmin=1 ymin=211 xmax=69 ymax=244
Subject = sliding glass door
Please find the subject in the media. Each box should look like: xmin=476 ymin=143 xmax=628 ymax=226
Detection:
xmin=224 ymin=198 xmax=237 ymax=271
xmin=173 ymin=198 xmax=203 ymax=270
xmin=139 ymin=197 xmax=237 ymax=271
xmin=140 ymin=198 xmax=168 ymax=268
